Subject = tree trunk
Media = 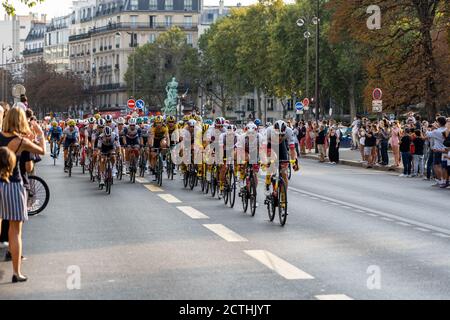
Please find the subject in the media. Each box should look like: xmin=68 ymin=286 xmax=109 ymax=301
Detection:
xmin=421 ymin=26 xmax=438 ymax=119
xmin=349 ymin=76 xmax=357 ymax=121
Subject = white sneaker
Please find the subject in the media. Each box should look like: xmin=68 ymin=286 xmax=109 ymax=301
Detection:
xmin=0 ymin=242 xmax=9 ymax=249
xmin=399 ymin=174 xmax=406 ymax=177
xmin=112 ymin=168 xmax=118 ymax=177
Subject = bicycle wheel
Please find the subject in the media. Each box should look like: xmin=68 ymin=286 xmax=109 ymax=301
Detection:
xmin=278 ymin=179 xmax=288 ymax=226
xmin=117 ymin=157 xmax=123 ymax=181
xmin=211 ymin=168 xmax=217 ymax=198
xmin=223 ymin=173 xmax=229 ymax=205
xmin=229 ymin=170 xmax=236 ymax=208
xmin=242 ymin=182 xmax=249 ymax=213
xmin=250 ymin=175 xmax=257 ymax=217
xmin=288 ymin=163 xmax=292 ymax=180
xmin=157 ymin=154 xmax=164 ymax=187
xmin=189 ymin=167 xmax=196 ymax=190
xmin=68 ymin=151 xmax=73 ymax=177
xmin=27 ymin=176 xmax=50 ymax=216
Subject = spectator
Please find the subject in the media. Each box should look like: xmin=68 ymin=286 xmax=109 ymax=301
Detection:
xmin=0 ymin=107 xmax=46 ymax=283
xmin=364 ymin=126 xmax=377 ymax=168
xmin=359 ymin=127 xmax=366 ymax=162
xmin=424 ymin=123 xmax=434 ymax=180
xmin=328 ymin=127 xmax=339 ymax=164
xmin=351 ymin=116 xmax=361 ymax=150
xmin=390 ymin=120 xmax=401 ymax=167
xmin=316 ymin=125 xmax=326 ymax=162
xmin=298 ymin=121 xmax=306 ymax=155
xmin=412 ymin=129 xmax=425 ymax=177
xmin=20 ymin=94 xmax=29 ymax=109
xmin=400 ymin=128 xmax=412 ymax=177
xmin=379 ymin=120 xmax=390 ymax=166
xmin=306 ymin=121 xmax=315 ymax=153
xmin=426 ymin=116 xmax=448 ymax=188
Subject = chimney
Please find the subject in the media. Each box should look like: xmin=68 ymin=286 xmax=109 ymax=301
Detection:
xmin=219 ymin=0 xmax=224 ymax=15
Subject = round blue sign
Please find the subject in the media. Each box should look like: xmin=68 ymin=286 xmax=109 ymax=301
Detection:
xmin=295 ymin=102 xmax=304 ymax=111
xmin=136 ymin=99 xmax=145 ymax=110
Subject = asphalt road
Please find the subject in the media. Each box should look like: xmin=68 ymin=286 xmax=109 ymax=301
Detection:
xmin=0 ymin=154 xmax=449 ymax=300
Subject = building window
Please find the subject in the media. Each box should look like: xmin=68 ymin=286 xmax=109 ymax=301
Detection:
xmin=207 ymin=13 xmax=214 ymax=21
xmin=186 ymin=33 xmax=192 ymax=45
xmin=247 ymin=99 xmax=255 ymax=112
xmin=148 ymin=34 xmax=156 ymax=43
xmin=130 ymin=15 xmax=138 ymax=27
xmin=165 ymin=0 xmax=173 ymax=10
xmin=184 ymin=0 xmax=192 ymax=10
xmin=165 ymin=16 xmax=172 ymax=27
xmin=184 ymin=16 xmax=192 ymax=28
xmin=267 ymin=98 xmax=274 ymax=111
xmin=149 ymin=0 xmax=157 ymax=10
xmin=130 ymin=0 xmax=138 ymax=10
xmin=149 ymin=15 xmax=156 ymax=27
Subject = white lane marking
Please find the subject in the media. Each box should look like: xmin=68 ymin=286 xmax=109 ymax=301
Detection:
xmin=177 ymin=206 xmax=209 ymax=219
xmin=144 ymin=184 xmax=163 ymax=192
xmin=381 ymin=217 xmax=394 ymax=222
xmin=433 ymin=233 xmax=450 ymax=238
xmin=321 ymin=200 xmax=330 ymax=203
xmin=396 ymin=222 xmax=412 ymax=227
xmin=203 ymin=224 xmax=248 ymax=242
xmin=414 ymin=227 xmax=430 ymax=233
xmin=135 ymin=177 xmax=150 ymax=183
xmin=340 ymin=206 xmax=351 ymax=209
xmin=367 ymin=213 xmax=378 ymax=217
xmin=158 ymin=194 xmax=182 ymax=203
xmin=244 ymin=250 xmax=314 ymax=280
xmin=289 ymin=187 xmax=450 ymax=236
xmin=315 ymin=294 xmax=353 ymax=300
xmin=354 ymin=209 xmax=365 ymax=213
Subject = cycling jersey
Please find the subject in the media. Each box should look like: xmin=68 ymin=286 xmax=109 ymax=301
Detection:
xmin=140 ymin=124 xmax=151 ymax=145
xmin=97 ymin=132 xmax=120 ymax=154
xmin=151 ymin=125 xmax=169 ymax=149
xmin=123 ymin=126 xmax=141 ymax=146
xmin=49 ymin=126 xmax=63 ymax=140
xmin=63 ymin=127 xmax=79 ymax=148
xmin=265 ymin=126 xmax=295 ymax=162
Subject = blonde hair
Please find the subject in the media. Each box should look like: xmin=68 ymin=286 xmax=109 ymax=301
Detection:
xmin=2 ymin=106 xmax=31 ymax=136
xmin=0 ymin=147 xmax=16 ymax=183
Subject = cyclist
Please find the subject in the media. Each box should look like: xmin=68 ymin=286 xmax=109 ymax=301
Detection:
xmin=264 ymin=120 xmax=299 ymax=195
xmin=48 ymin=121 xmax=63 ymax=158
xmin=236 ymin=122 xmax=263 ymax=188
xmin=98 ymin=126 xmax=120 ymax=186
xmin=122 ymin=118 xmax=142 ymax=174
xmin=218 ymin=123 xmax=238 ymax=197
xmin=92 ymin=118 xmax=106 ymax=177
xmin=62 ymin=119 xmax=80 ymax=172
xmin=149 ymin=115 xmax=170 ymax=177
xmin=105 ymin=114 xmax=118 ymax=135
xmin=139 ymin=117 xmax=151 ymax=173
xmin=116 ymin=117 xmax=127 ymax=173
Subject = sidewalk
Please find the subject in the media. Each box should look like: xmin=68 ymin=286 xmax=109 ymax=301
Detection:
xmin=301 ymin=148 xmax=403 ymax=173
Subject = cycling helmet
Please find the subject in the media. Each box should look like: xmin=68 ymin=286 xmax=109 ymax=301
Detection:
xmin=166 ymin=115 xmax=176 ymax=123
xmin=104 ymin=126 xmax=112 ymax=137
xmin=97 ymin=119 xmax=106 ymax=127
xmin=202 ymin=123 xmax=210 ymax=132
xmin=195 ymin=115 xmax=203 ymax=122
xmin=67 ymin=120 xmax=76 ymax=127
xmin=94 ymin=113 xmax=101 ymax=120
xmin=214 ymin=117 xmax=225 ymax=126
xmin=188 ymin=119 xmax=197 ymax=127
xmin=105 ymin=114 xmax=113 ymax=122
xmin=204 ymin=119 xmax=213 ymax=126
xmin=265 ymin=122 xmax=272 ymax=128
xmin=88 ymin=117 xmax=96 ymax=124
xmin=274 ymin=120 xmax=287 ymax=134
xmin=136 ymin=117 xmax=143 ymax=125
xmin=182 ymin=115 xmax=190 ymax=122
xmin=154 ymin=115 xmax=164 ymax=124
xmin=129 ymin=118 xmax=137 ymax=125
xmin=143 ymin=116 xmax=149 ymax=123
xmin=116 ymin=117 xmax=125 ymax=125
xmin=51 ymin=121 xmax=58 ymax=127
xmin=254 ymin=119 xmax=262 ymax=127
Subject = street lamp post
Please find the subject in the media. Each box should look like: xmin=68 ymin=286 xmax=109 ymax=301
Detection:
xmin=1 ymin=44 xmax=13 ymax=102
xmin=297 ymin=2 xmax=320 ymax=122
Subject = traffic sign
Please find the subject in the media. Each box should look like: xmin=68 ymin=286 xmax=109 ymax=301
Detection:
xmin=295 ymin=102 xmax=304 ymax=111
xmin=372 ymin=100 xmax=383 ymax=113
xmin=373 ymin=88 xmax=383 ymax=101
xmin=127 ymin=99 xmax=136 ymax=110
xmin=303 ymin=98 xmax=310 ymax=107
xmin=136 ymin=99 xmax=145 ymax=110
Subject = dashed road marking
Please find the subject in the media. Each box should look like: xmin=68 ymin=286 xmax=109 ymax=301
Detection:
xmin=244 ymin=250 xmax=314 ymax=280
xmin=367 ymin=213 xmax=378 ymax=217
xmin=158 ymin=194 xmax=182 ymax=203
xmin=203 ymin=224 xmax=248 ymax=242
xmin=177 ymin=206 xmax=209 ymax=219
xmin=144 ymin=184 xmax=163 ymax=192
xmin=315 ymin=294 xmax=353 ymax=300
xmin=135 ymin=177 xmax=150 ymax=184
xmin=381 ymin=217 xmax=394 ymax=222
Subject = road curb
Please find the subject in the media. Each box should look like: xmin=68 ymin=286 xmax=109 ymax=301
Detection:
xmin=301 ymin=154 xmax=403 ymax=173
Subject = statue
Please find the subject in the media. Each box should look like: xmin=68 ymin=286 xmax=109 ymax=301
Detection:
xmin=163 ymin=77 xmax=178 ymax=115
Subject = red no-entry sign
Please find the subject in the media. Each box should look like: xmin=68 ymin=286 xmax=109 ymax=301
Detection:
xmin=373 ymin=88 xmax=383 ymax=101
xmin=127 ymin=99 xmax=136 ymax=109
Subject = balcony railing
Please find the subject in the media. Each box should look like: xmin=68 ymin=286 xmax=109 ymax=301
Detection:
xmin=69 ymin=33 xmax=91 ymax=42
xmin=23 ymin=48 xmax=44 ymax=56
xmin=95 ymin=83 xmax=121 ymax=91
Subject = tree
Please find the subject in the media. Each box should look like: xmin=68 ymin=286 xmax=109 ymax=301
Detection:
xmin=23 ymin=60 xmax=85 ymax=116
xmin=124 ymin=27 xmax=199 ymax=110
xmin=2 ymin=0 xmax=45 ymax=15
xmin=328 ymin=0 xmax=450 ymax=118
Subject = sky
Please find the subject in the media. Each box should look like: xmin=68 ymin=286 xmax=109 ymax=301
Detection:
xmin=0 ymin=0 xmax=294 ymax=19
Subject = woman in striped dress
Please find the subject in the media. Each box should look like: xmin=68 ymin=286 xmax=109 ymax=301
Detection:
xmin=0 ymin=107 xmax=46 ymax=283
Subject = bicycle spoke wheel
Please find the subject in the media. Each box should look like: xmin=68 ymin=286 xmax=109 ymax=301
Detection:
xmin=27 ymin=176 xmax=50 ymax=216
xmin=229 ymin=172 xmax=236 ymax=208
xmin=242 ymin=185 xmax=249 ymax=213
xmin=278 ymin=179 xmax=288 ymax=226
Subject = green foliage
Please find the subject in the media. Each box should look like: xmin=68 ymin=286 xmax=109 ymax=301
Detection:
xmin=2 ymin=0 xmax=44 ymax=16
